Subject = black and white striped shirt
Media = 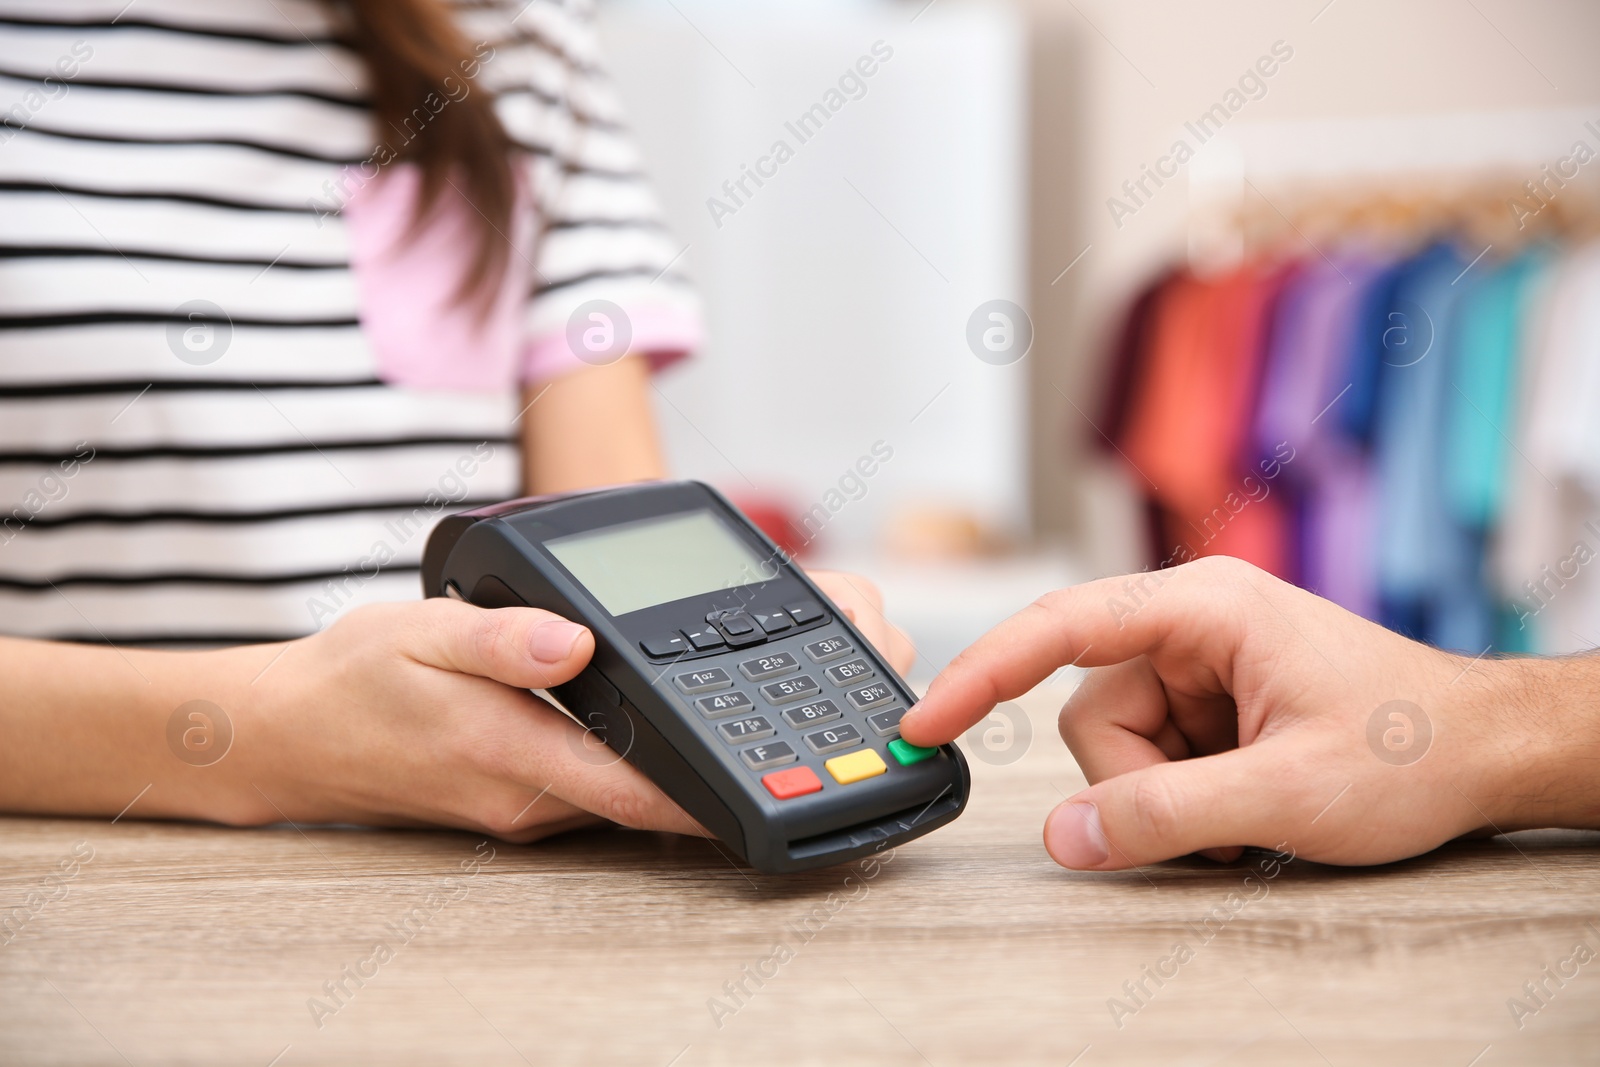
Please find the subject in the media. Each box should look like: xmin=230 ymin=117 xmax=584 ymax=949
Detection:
xmin=0 ymin=0 xmax=698 ymax=646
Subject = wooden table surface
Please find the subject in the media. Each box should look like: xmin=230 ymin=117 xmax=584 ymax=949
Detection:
xmin=3 ymin=683 xmax=1598 ymax=1066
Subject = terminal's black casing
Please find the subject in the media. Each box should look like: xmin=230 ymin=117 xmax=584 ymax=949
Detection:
xmin=421 ymin=480 xmax=969 ymax=873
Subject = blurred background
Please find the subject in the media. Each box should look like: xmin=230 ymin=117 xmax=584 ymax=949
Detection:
xmin=595 ymin=0 xmax=1600 ymax=678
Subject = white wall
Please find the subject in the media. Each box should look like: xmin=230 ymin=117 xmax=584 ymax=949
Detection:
xmin=596 ymin=1 xmax=1028 ymax=553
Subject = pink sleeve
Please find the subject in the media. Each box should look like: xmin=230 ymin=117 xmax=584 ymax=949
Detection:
xmin=343 ymin=166 xmax=700 ymax=392
xmin=520 ymin=300 xmax=702 ymax=386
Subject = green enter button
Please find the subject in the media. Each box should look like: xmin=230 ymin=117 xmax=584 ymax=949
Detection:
xmin=888 ymin=738 xmax=937 ymax=765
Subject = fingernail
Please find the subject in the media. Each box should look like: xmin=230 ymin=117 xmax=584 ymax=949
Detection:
xmin=1045 ymin=801 xmax=1109 ymax=868
xmin=529 ymin=621 xmax=585 ymax=662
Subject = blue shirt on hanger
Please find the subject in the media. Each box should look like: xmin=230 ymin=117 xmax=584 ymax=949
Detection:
xmin=1371 ymin=242 xmax=1495 ymax=653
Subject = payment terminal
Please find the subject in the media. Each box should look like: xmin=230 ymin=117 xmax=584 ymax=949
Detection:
xmin=421 ymin=481 xmax=969 ymax=873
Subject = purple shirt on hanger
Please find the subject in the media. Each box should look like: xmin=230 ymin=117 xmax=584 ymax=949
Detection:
xmin=1252 ymin=251 xmax=1391 ymax=620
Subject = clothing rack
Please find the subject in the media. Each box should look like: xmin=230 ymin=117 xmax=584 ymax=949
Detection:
xmin=1184 ymin=106 xmax=1600 ymax=268
xmin=1096 ymin=110 xmax=1600 ymax=656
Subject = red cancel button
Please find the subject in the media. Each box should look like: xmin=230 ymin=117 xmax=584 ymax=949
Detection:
xmin=762 ymin=766 xmax=822 ymax=800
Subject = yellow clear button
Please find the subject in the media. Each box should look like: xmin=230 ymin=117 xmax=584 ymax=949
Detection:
xmin=825 ymin=748 xmax=887 ymax=785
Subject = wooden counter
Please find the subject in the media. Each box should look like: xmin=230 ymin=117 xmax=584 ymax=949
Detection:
xmin=3 ymin=685 xmax=1598 ymax=1065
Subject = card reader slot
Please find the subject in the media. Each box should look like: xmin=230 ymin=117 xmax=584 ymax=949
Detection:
xmin=784 ymin=793 xmax=963 ymax=863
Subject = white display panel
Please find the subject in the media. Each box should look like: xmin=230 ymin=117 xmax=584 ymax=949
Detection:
xmin=545 ymin=509 xmax=769 ymax=616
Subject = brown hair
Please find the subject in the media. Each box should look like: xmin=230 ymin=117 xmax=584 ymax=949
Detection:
xmin=332 ymin=0 xmax=517 ymax=311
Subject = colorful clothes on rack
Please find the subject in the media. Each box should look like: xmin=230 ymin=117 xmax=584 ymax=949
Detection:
xmin=1118 ymin=263 xmax=1296 ymax=577
xmin=1098 ymin=235 xmax=1600 ymax=656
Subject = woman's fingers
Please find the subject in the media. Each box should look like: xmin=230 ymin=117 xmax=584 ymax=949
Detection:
xmin=363 ymin=791 xmax=600 ymax=842
xmin=391 ymin=689 xmax=706 ymax=841
xmin=495 ymin=696 xmax=708 ymax=838
xmin=398 ymin=599 xmax=595 ymax=690
xmin=877 ymin=622 xmax=917 ymax=676
xmin=806 ymin=569 xmax=917 ymax=675
xmin=352 ymin=601 xmax=702 ymax=839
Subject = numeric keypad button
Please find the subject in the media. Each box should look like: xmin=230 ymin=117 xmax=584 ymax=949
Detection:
xmin=674 ymin=667 xmax=732 ymax=694
xmin=718 ymin=716 xmax=776 ymax=744
xmin=761 ymin=676 xmax=822 ymax=705
xmin=867 ymin=707 xmax=906 ymax=737
xmin=738 ymin=652 xmax=799 ymax=681
xmin=803 ymin=723 xmax=864 ymax=755
xmin=695 ymin=692 xmax=753 ymax=719
xmin=845 ymin=682 xmax=895 ymax=711
xmin=803 ymin=637 xmax=853 ymax=663
xmin=825 ymin=658 xmax=875 ymax=686
xmin=781 ymin=700 xmax=842 ymax=728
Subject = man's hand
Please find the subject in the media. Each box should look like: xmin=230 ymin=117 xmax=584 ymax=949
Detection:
xmin=900 ymin=556 xmax=1600 ymax=870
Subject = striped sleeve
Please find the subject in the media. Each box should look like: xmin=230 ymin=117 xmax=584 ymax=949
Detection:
xmin=0 ymin=0 xmax=526 ymax=646
xmin=459 ymin=0 xmax=702 ymax=383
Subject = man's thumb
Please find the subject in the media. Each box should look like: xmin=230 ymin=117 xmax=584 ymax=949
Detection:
xmin=1043 ymin=747 xmax=1284 ymax=869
